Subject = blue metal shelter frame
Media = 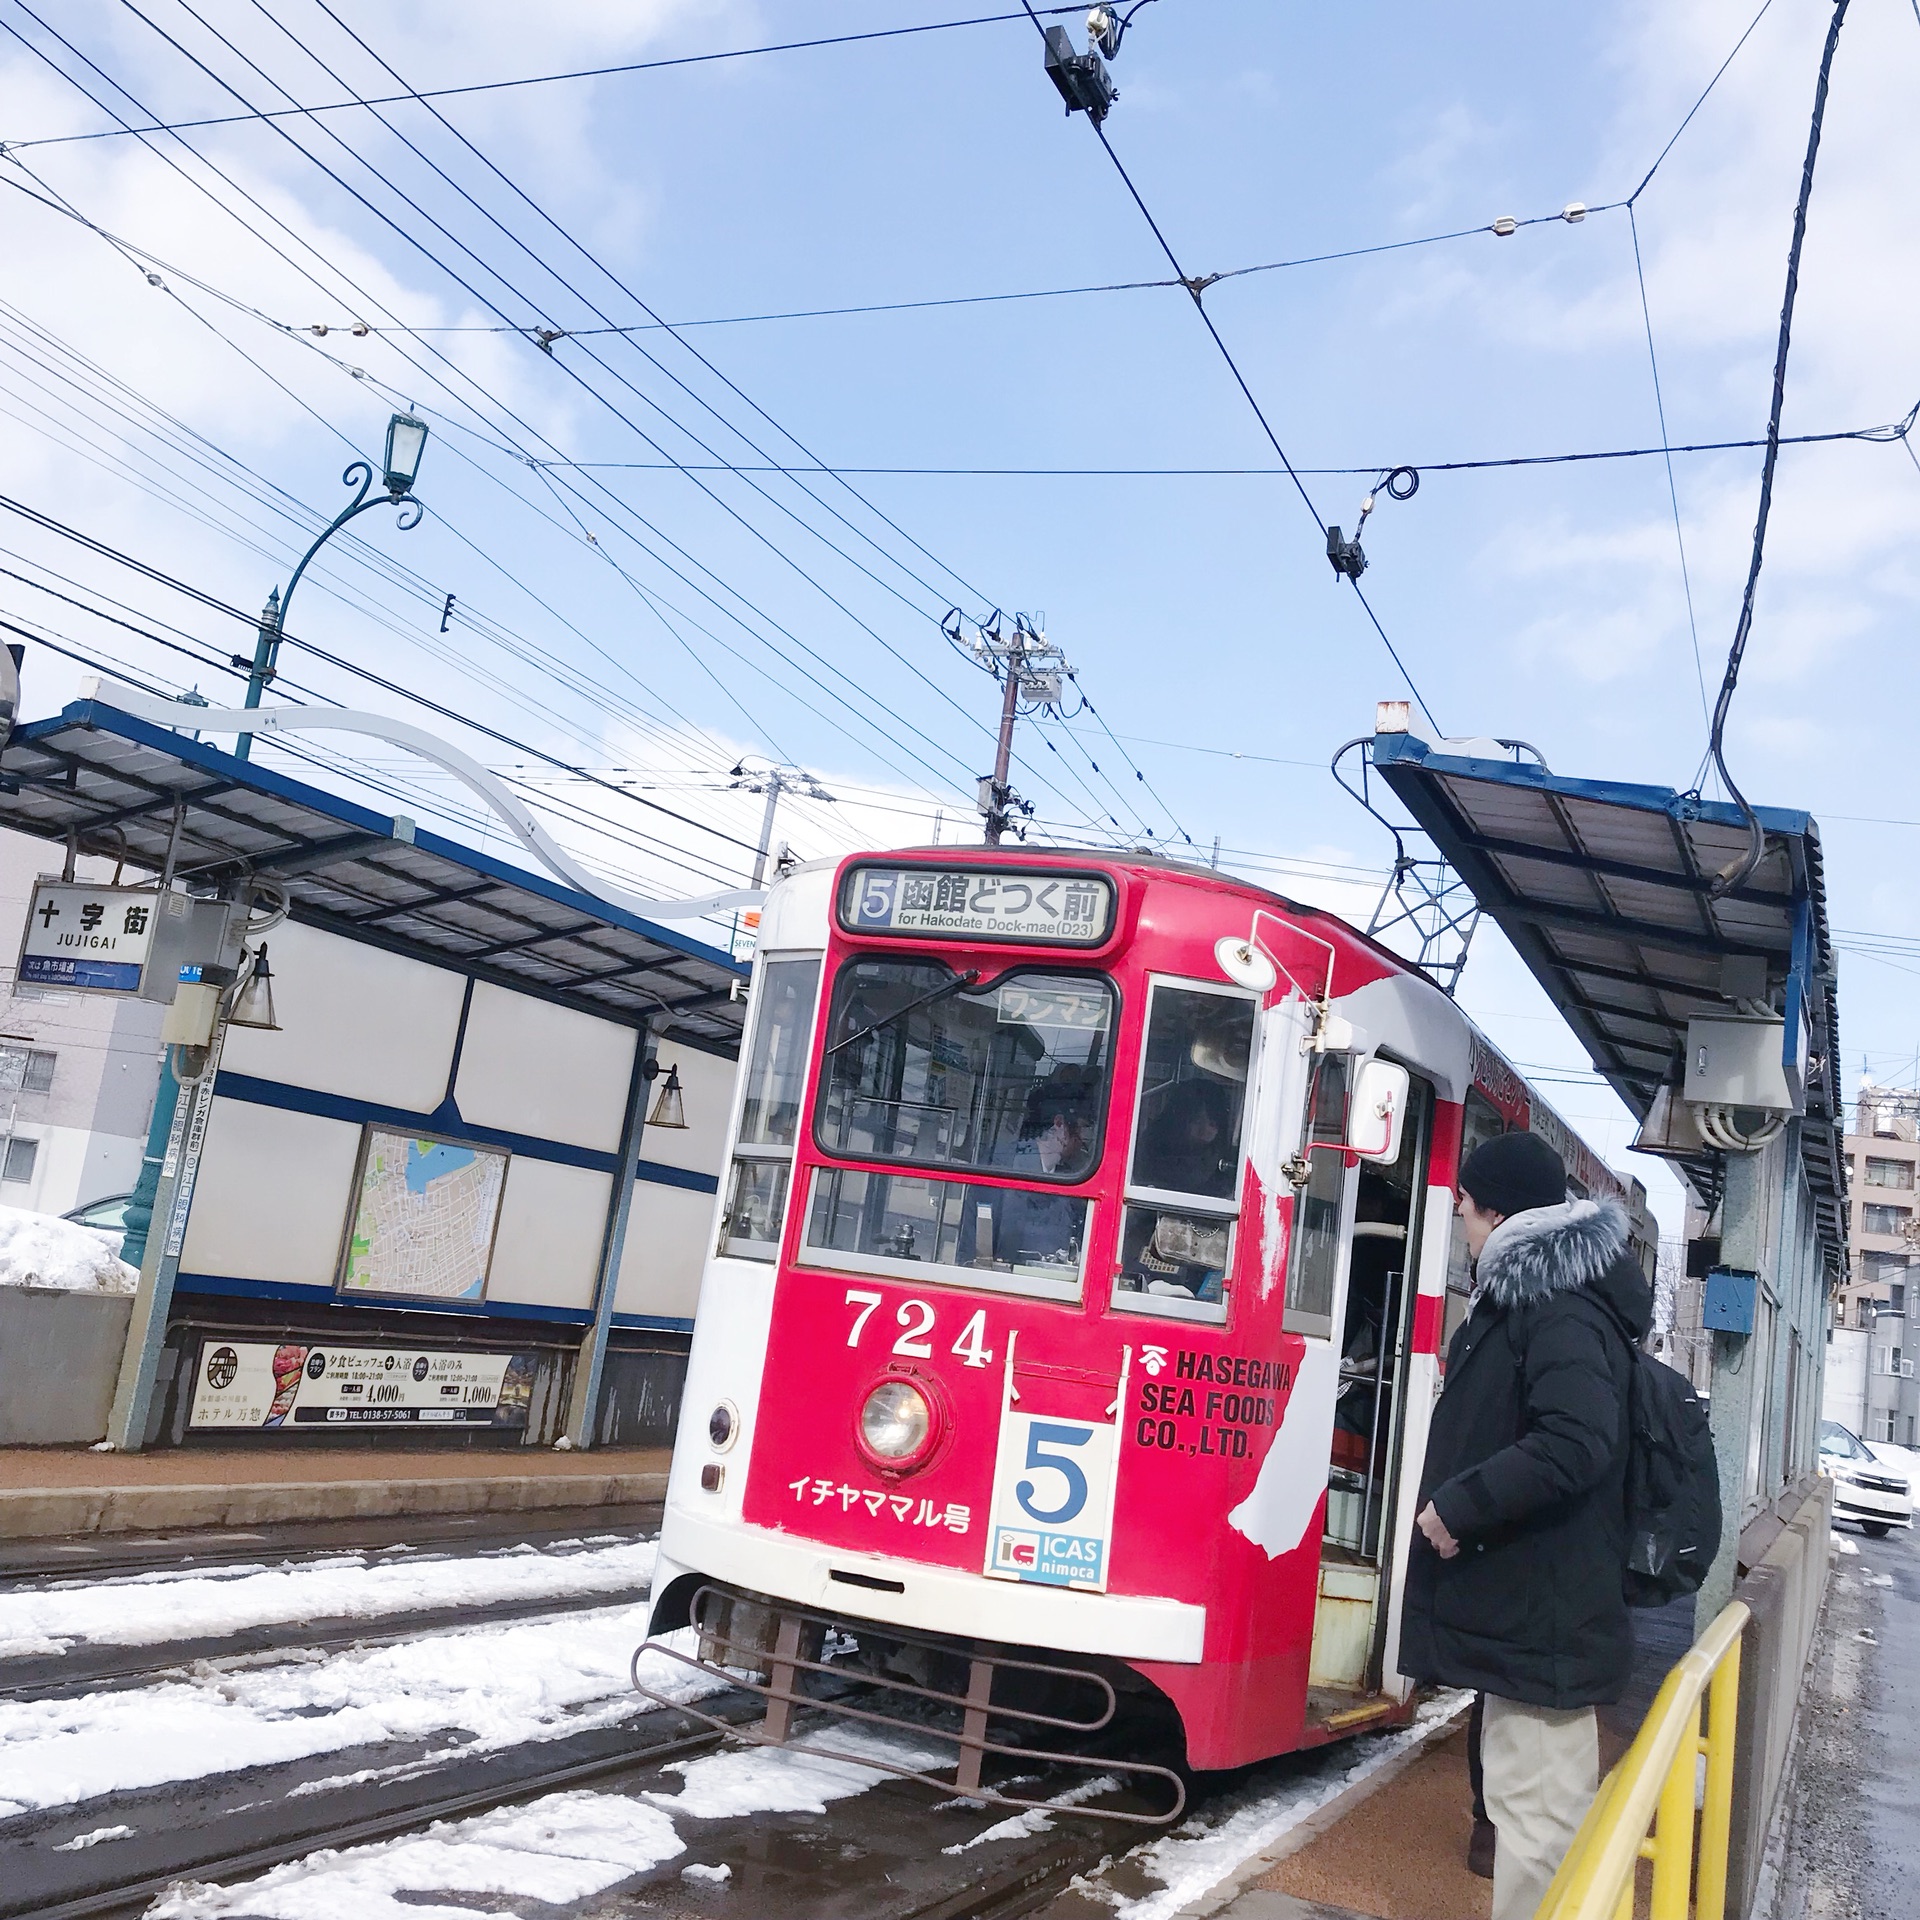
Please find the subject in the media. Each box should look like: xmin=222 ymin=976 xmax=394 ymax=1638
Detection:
xmin=0 ymin=697 xmax=749 ymax=1440
xmin=1369 ymin=728 xmax=1845 ymax=1266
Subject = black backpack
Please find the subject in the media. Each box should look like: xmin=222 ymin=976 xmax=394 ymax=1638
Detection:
xmin=1616 ymin=1341 xmax=1722 ymax=1607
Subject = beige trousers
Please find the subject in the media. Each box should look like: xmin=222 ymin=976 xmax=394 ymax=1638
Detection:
xmin=1481 ymin=1693 xmax=1599 ymax=1920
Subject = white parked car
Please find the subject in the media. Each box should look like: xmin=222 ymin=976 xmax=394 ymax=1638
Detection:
xmin=1820 ymin=1419 xmax=1913 ymax=1537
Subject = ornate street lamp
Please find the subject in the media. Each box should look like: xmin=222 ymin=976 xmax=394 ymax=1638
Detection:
xmin=236 ymin=412 xmax=430 ymax=760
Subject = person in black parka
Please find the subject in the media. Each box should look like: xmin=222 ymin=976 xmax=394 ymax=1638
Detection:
xmin=1396 ymin=1130 xmax=1651 ymax=1920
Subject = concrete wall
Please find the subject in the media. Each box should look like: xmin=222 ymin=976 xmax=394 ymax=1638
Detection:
xmin=0 ymin=1286 xmax=134 ymax=1442
xmin=1726 ymin=1473 xmax=1834 ymax=1920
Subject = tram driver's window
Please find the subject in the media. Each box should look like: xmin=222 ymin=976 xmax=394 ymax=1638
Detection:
xmin=814 ymin=961 xmax=1115 ymax=1181
xmin=1282 ymin=1052 xmax=1351 ymax=1338
xmin=1112 ymin=982 xmax=1256 ymax=1324
xmin=717 ymin=955 xmax=821 ymax=1260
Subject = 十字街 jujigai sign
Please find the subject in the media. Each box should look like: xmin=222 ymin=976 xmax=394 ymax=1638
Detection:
xmin=16 ymin=881 xmax=162 ymax=993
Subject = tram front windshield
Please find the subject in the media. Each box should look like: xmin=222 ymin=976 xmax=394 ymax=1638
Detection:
xmin=807 ymin=960 xmax=1114 ymax=1286
xmin=816 ymin=960 xmax=1114 ymax=1176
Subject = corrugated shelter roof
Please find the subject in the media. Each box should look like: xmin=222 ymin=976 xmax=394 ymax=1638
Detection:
xmin=0 ymin=696 xmax=747 ymax=1053
xmin=1371 ymin=728 xmax=1845 ymax=1267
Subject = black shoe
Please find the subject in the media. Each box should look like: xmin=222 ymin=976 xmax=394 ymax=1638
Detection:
xmin=1467 ymin=1817 xmax=1496 ymax=1880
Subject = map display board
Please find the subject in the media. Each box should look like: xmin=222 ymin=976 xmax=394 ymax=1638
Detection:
xmin=338 ymin=1127 xmax=508 ymax=1301
xmin=188 ymin=1339 xmax=536 ymax=1429
xmin=839 ymin=864 xmax=1115 ymax=946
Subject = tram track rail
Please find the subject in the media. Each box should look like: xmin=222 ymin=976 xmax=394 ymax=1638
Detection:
xmin=0 ymin=1578 xmax=657 ymax=1702
xmin=0 ymin=1503 xmax=663 ymax=1589
xmin=4 ymin=1693 xmax=763 ymax=1920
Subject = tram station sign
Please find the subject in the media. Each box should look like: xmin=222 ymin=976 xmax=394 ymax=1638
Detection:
xmin=840 ymin=864 xmax=1115 ymax=946
xmin=16 ymin=880 xmax=161 ymax=993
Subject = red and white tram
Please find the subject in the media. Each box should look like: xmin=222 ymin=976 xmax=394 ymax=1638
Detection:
xmin=643 ymin=846 xmax=1654 ymax=1803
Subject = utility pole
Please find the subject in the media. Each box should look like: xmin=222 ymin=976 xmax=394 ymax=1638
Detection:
xmin=729 ymin=762 xmax=834 ymax=887
xmin=943 ymin=611 xmax=1068 ymax=845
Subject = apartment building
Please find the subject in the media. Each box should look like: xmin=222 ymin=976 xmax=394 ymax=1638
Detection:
xmin=0 ymin=828 xmax=165 ymax=1216
xmin=1828 ymin=1085 xmax=1919 ymax=1447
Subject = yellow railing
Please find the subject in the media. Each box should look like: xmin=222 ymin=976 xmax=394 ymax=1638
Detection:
xmin=1536 ymin=1600 xmax=1749 ymax=1920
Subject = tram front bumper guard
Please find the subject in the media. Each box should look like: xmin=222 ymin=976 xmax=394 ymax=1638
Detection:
xmin=631 ymin=1583 xmax=1186 ymax=1826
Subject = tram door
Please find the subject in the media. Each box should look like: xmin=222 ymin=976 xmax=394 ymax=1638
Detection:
xmin=1299 ymin=1060 xmax=1436 ymax=1698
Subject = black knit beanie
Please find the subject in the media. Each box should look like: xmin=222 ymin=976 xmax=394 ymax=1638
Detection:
xmin=1459 ymin=1130 xmax=1567 ymax=1217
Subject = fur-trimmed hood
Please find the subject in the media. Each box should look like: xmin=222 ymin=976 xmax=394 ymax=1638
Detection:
xmin=1475 ymin=1197 xmax=1649 ymax=1334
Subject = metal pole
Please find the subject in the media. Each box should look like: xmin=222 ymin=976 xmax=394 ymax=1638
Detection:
xmin=986 ymin=656 xmax=1021 ymax=846
xmin=563 ymin=1022 xmax=655 ymax=1449
xmin=235 ymin=591 xmax=281 ymax=763
xmin=106 ymin=1014 xmax=233 ymax=1450
xmin=750 ymin=774 xmax=783 ymax=890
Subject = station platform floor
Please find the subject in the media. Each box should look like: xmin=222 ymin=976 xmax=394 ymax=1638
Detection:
xmin=1213 ymin=1595 xmax=1698 ymax=1920
xmin=0 ymin=1441 xmax=671 ymax=1539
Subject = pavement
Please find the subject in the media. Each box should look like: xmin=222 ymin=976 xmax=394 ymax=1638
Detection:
xmin=1203 ymin=1596 xmax=1698 ymax=1920
xmin=1770 ymin=1520 xmax=1917 ymax=1920
xmin=0 ymin=1442 xmax=672 ymax=1537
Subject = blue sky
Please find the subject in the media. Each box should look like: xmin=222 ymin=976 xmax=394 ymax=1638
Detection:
xmin=0 ymin=0 xmax=1915 ymax=1227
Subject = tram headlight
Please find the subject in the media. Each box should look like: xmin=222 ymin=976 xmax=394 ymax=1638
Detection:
xmin=708 ymin=1401 xmax=738 ymax=1451
xmin=858 ymin=1379 xmax=933 ymax=1466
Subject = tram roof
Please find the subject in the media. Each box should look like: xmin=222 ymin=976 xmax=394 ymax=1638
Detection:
xmin=1370 ymin=726 xmax=1845 ymax=1263
xmin=0 ymin=694 xmax=748 ymax=1053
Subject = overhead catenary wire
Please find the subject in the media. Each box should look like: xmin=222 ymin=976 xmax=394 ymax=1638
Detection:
xmin=0 ymin=8 xmax=1093 ymax=150
xmin=0 ymin=58 xmax=1030 ymax=832
xmin=1012 ymin=1 xmax=1441 ymax=736
xmin=1702 ymin=0 xmax=1850 ymax=900
xmin=97 ymin=0 xmax=1011 ymax=792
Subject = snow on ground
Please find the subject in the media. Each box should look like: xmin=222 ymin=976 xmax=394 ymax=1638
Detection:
xmin=0 ymin=1610 xmax=719 ymax=1818
xmin=145 ymin=1727 xmax=957 ymax=1917
xmin=1084 ymin=1692 xmax=1473 ymax=1919
xmin=148 ymin=1791 xmax=686 ymax=1920
xmin=648 ymin=1723 xmax=956 ymax=1820
xmin=0 ymin=1538 xmax=657 ymax=1662
xmin=0 ymin=1205 xmax=135 ymax=1293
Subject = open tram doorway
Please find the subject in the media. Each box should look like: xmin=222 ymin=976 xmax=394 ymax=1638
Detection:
xmin=1302 ymin=1060 xmax=1436 ymax=1705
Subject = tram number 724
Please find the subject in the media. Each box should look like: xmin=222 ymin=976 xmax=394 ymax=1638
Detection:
xmin=844 ymin=1288 xmax=995 ymax=1369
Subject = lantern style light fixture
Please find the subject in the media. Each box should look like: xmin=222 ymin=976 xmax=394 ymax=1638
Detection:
xmin=647 ymin=1063 xmax=688 ymax=1130
xmin=228 ymin=944 xmax=281 ymax=1031
xmin=382 ymin=411 xmax=430 ymax=496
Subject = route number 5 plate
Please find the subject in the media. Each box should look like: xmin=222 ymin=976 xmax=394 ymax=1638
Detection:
xmin=984 ymin=1335 xmax=1129 ymax=1592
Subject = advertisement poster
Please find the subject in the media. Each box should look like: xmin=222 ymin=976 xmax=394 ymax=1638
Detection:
xmin=188 ymin=1340 xmax=537 ymax=1430
xmin=337 ymin=1126 xmax=508 ymax=1302
xmin=16 ymin=881 xmax=160 ymax=993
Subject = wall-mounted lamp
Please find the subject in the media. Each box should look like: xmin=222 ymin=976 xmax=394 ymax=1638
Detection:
xmin=227 ymin=943 xmax=281 ymax=1031
xmin=646 ymin=1062 xmax=687 ymax=1130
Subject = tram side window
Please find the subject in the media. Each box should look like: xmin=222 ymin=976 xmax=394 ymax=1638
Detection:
xmin=1283 ymin=1052 xmax=1352 ymax=1338
xmin=717 ymin=956 xmax=821 ymax=1261
xmin=1113 ymin=982 xmax=1256 ymax=1324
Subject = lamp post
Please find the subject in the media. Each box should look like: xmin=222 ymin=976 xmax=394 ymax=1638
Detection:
xmin=235 ymin=412 xmax=429 ymax=761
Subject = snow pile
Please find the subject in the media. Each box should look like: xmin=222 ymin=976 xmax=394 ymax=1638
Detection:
xmin=150 ymin=1790 xmax=685 ymax=1918
xmin=0 ymin=1204 xmax=137 ymax=1295
xmin=0 ymin=1537 xmax=658 ymax=1662
xmin=0 ymin=1611 xmax=723 ymax=1817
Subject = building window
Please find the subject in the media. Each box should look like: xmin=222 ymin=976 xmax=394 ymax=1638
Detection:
xmin=1862 ymin=1203 xmax=1912 ymax=1236
xmin=0 ymin=1047 xmax=55 ymax=1094
xmin=1893 ymin=1283 xmax=1908 ymax=1315
xmin=1 ymin=1137 xmax=37 ymax=1184
xmin=1865 ymin=1156 xmax=1915 ymax=1190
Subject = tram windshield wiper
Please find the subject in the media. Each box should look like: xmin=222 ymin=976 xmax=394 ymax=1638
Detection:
xmin=826 ymin=969 xmax=981 ymax=1056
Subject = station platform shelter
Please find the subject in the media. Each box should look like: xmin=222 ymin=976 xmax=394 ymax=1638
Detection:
xmin=0 ymin=691 xmax=748 ymax=1455
xmin=1371 ymin=716 xmax=1847 ymax=1919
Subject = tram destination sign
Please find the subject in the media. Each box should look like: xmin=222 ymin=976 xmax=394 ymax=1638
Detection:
xmin=840 ymin=864 xmax=1115 ymax=946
